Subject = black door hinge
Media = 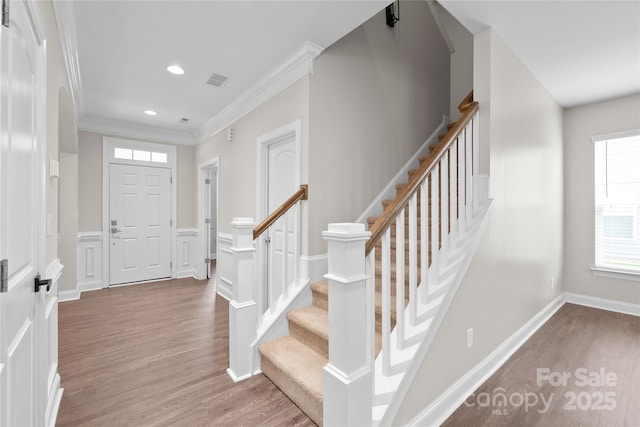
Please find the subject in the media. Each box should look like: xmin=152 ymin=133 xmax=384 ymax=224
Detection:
xmin=2 ymin=0 xmax=9 ymax=28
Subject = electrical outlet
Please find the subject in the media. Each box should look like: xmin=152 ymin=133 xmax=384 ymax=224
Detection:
xmin=467 ymin=328 xmax=474 ymax=349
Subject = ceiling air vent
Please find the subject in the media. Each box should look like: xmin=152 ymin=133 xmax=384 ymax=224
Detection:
xmin=206 ymin=73 xmax=228 ymax=87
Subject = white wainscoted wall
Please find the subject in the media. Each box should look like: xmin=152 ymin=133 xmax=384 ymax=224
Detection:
xmin=177 ymin=229 xmax=198 ymax=279
xmin=74 ymin=232 xmax=103 ymax=300
xmin=216 ymin=233 xmax=233 ymax=301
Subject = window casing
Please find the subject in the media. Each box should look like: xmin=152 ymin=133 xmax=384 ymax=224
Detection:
xmin=593 ymin=131 xmax=640 ymax=276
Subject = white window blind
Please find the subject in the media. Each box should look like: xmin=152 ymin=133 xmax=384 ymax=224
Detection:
xmin=594 ymin=132 xmax=640 ymax=273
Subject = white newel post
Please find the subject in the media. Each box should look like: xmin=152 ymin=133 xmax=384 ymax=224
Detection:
xmin=226 ymin=217 xmax=257 ymax=382
xmin=323 ymin=223 xmax=373 ymax=426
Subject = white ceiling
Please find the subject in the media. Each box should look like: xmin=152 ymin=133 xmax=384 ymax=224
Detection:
xmin=64 ymin=1 xmax=640 ymax=146
xmin=439 ymin=0 xmax=640 ymax=108
xmin=68 ymin=1 xmax=388 ymax=144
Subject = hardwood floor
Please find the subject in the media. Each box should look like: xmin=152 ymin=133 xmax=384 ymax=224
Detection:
xmin=56 ymin=270 xmax=315 ymax=426
xmin=443 ymin=304 xmax=640 ymax=427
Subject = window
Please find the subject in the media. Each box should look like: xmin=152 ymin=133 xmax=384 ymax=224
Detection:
xmin=594 ymin=131 xmax=640 ymax=275
xmin=113 ymin=148 xmax=167 ymax=164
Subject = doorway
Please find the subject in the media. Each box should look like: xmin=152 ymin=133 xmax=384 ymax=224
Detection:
xmin=198 ymin=158 xmax=220 ymax=280
xmin=257 ymin=120 xmax=301 ymax=312
xmin=102 ymin=138 xmax=177 ymax=286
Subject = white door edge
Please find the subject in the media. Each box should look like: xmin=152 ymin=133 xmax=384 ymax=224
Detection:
xmin=101 ymin=137 xmax=177 ymax=287
xmin=197 ymin=157 xmax=220 ymax=280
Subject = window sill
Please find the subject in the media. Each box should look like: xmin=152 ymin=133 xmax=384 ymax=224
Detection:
xmin=591 ymin=266 xmax=640 ymax=282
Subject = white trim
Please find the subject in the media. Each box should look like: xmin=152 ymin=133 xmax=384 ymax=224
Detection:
xmin=195 ymin=42 xmax=322 ymax=142
xmin=102 ymin=137 xmax=177 ymax=287
xmin=80 ymin=115 xmax=195 ymax=146
xmin=425 ymin=1 xmax=455 ymax=54
xmin=406 ymin=291 xmax=639 ymax=426
xmin=177 ymin=228 xmax=198 ymax=279
xmin=51 ymin=0 xmax=83 ymax=117
xmin=300 ymin=254 xmax=328 ymax=284
xmin=591 ymin=266 xmax=640 ymax=282
xmin=77 ymin=231 xmax=102 ymax=243
xmin=45 ymin=373 xmax=63 ymax=427
xmin=591 ymin=128 xmax=640 ymax=143
xmin=198 ymin=158 xmax=220 ymax=280
xmin=44 ymin=259 xmax=64 ymax=283
xmin=58 ymin=290 xmax=80 ymax=303
xmin=356 ymin=117 xmax=447 ymax=224
xmin=563 ymin=292 xmax=640 ymax=316
xmin=408 ymin=294 xmax=565 ymax=426
xmin=216 ymin=233 xmax=233 ymax=301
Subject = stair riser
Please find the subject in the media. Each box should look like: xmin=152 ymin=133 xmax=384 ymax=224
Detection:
xmin=261 ymin=357 xmax=323 ymax=426
xmin=312 ymin=289 xmax=328 ymax=311
xmin=288 ymin=320 xmax=328 ymax=360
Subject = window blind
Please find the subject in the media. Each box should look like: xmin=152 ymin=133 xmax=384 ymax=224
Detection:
xmin=594 ymin=132 xmax=640 ymax=273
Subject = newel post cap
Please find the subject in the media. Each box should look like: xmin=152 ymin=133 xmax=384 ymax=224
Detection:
xmin=231 ymin=217 xmax=255 ymax=229
xmin=322 ymin=223 xmax=371 ymax=241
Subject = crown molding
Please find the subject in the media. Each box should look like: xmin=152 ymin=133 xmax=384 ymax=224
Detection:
xmin=195 ymin=41 xmax=323 ymax=142
xmin=52 ymin=0 xmax=84 ymax=117
xmin=79 ymin=115 xmax=196 ymax=146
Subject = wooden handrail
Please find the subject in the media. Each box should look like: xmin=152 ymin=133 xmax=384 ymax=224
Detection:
xmin=253 ymin=185 xmax=308 ymax=240
xmin=365 ymin=97 xmax=478 ymax=255
xmin=458 ymin=90 xmax=475 ymax=112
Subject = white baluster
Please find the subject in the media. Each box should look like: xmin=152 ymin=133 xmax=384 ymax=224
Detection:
xmin=408 ymin=193 xmax=417 ymax=326
xmin=420 ymin=181 xmax=428 ymax=304
xmin=440 ymin=152 xmax=449 ymax=258
xmin=449 ymin=142 xmax=458 ymax=245
xmin=395 ymin=210 xmax=405 ymax=348
xmin=430 ymin=166 xmax=440 ymax=284
xmin=382 ymin=227 xmax=391 ymax=376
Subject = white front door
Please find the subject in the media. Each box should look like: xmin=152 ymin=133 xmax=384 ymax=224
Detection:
xmin=109 ymin=164 xmax=171 ymax=285
xmin=0 ymin=1 xmax=44 ymax=424
xmin=266 ymin=136 xmax=297 ymax=304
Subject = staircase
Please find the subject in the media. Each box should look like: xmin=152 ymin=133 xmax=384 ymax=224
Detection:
xmin=258 ymin=108 xmax=477 ymax=425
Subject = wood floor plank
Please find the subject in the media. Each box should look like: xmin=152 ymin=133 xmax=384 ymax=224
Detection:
xmin=443 ymin=303 xmax=640 ymax=427
xmin=56 ymin=270 xmax=315 ymax=427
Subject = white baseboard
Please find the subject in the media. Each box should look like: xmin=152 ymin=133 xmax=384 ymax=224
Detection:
xmin=216 ymin=280 xmax=232 ymax=301
xmin=58 ymin=289 xmax=80 ymax=302
xmin=301 ymin=254 xmax=328 ymax=284
xmin=407 ymin=291 xmax=639 ymax=426
xmin=563 ymin=292 xmax=640 ymax=316
xmin=408 ymin=294 xmax=565 ymax=426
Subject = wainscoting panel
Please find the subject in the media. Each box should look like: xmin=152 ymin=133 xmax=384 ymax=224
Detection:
xmin=77 ymin=232 xmax=103 ymax=294
xmin=217 ymin=233 xmax=233 ymax=301
xmin=177 ymin=229 xmax=198 ymax=279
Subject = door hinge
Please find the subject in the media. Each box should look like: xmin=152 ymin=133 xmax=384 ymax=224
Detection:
xmin=2 ymin=0 xmax=9 ymax=28
xmin=205 ymin=178 xmax=211 ymax=185
xmin=170 ymin=219 xmax=173 ymax=226
xmin=205 ymin=258 xmax=211 ymax=264
xmin=1 ymin=259 xmax=8 ymax=293
xmin=170 ymin=261 xmax=173 ymax=269
xmin=204 ymin=218 xmax=210 ymax=224
xmin=170 ymin=176 xmax=173 ymax=184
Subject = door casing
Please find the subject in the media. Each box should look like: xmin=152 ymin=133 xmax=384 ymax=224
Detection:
xmin=102 ymin=137 xmax=177 ymax=287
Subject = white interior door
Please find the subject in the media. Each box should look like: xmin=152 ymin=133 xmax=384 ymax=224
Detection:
xmin=0 ymin=1 xmax=43 ymax=424
xmin=109 ymin=164 xmax=171 ymax=285
xmin=266 ymin=136 xmax=297 ymax=305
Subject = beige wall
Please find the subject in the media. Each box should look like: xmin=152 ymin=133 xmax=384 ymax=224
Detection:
xmin=394 ymin=29 xmax=564 ymax=424
xmin=563 ymin=94 xmax=640 ymax=304
xmin=307 ymin=0 xmax=451 ymax=255
xmin=196 ymin=77 xmax=310 ymax=243
xmin=77 ymin=130 xmax=197 ymax=231
xmin=434 ymin=2 xmax=474 ymax=121
xmin=41 ymin=0 xmax=77 ymax=266
xmin=59 ymin=153 xmax=78 ymax=292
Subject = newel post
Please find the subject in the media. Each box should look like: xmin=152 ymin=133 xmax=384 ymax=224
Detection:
xmin=323 ymin=223 xmax=372 ymax=426
xmin=226 ymin=217 xmax=257 ymax=382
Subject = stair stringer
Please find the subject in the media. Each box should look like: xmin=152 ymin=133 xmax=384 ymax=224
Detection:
xmin=249 ymin=279 xmax=313 ymax=376
xmin=373 ymin=199 xmax=492 ymax=426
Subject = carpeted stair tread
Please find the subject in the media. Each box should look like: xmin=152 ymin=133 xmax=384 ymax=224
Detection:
xmin=259 ymin=336 xmax=325 ymax=425
xmin=310 ymin=280 xmax=329 ymax=311
xmin=287 ymin=305 xmax=329 ymax=359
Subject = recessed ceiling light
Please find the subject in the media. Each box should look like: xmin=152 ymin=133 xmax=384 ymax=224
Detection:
xmin=167 ymin=65 xmax=184 ymax=75
xmin=144 ymin=110 xmax=157 ymax=116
